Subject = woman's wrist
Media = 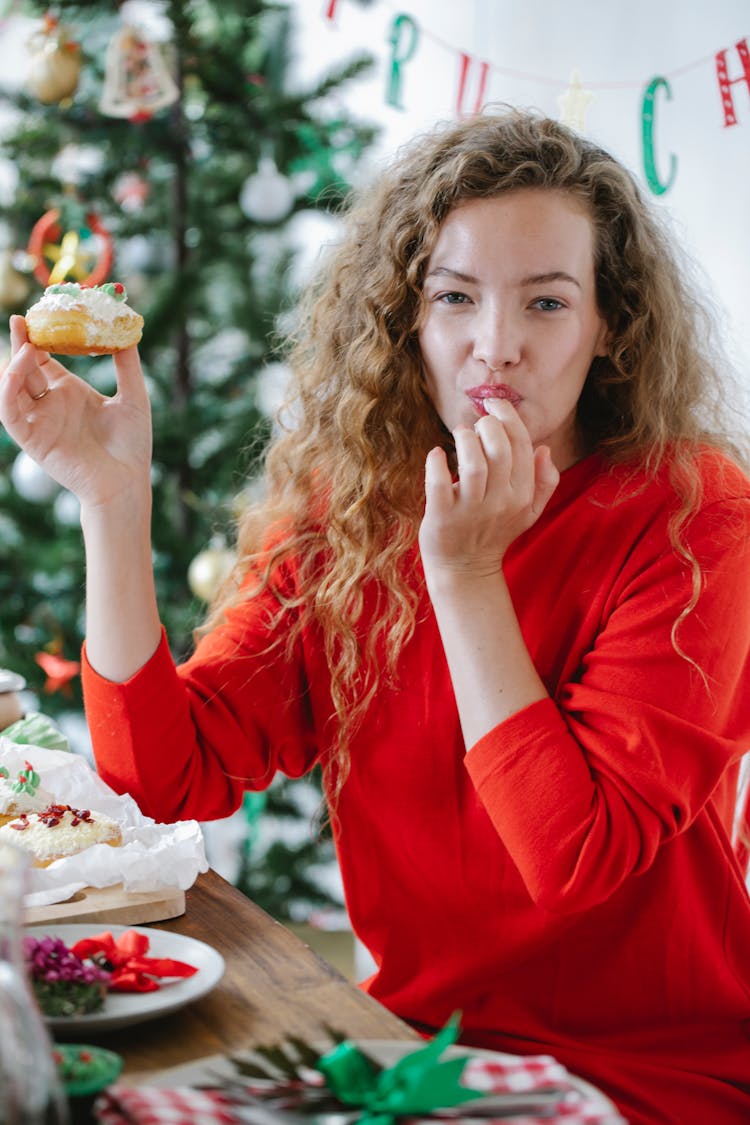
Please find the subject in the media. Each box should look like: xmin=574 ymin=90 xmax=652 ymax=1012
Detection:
xmin=423 ymin=559 xmax=506 ymax=603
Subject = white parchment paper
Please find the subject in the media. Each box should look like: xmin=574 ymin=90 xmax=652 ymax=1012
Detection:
xmin=0 ymin=739 xmax=208 ymax=907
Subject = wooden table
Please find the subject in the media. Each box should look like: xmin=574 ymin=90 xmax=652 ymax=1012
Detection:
xmin=77 ymin=869 xmax=419 ymax=1083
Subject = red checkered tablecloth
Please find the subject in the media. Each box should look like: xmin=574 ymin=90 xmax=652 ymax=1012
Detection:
xmin=95 ymin=1086 xmax=238 ymax=1124
xmin=94 ymin=1053 xmax=626 ymax=1124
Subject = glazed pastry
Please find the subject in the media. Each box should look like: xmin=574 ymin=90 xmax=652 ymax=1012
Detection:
xmin=25 ymin=281 xmax=143 ymax=356
xmin=0 ymin=802 xmax=122 ymax=866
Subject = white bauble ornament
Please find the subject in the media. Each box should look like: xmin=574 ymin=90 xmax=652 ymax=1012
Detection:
xmin=255 ymin=361 xmax=293 ymax=420
xmin=51 ymin=144 xmax=105 ymax=187
xmin=285 ymin=209 xmax=343 ymax=290
xmin=187 ymin=541 xmax=235 ymax=602
xmin=239 ymin=157 xmax=295 ymax=224
xmin=118 ymin=234 xmax=158 ymax=273
xmin=11 ymin=452 xmax=60 ymax=503
xmin=53 ymin=489 xmax=81 ymax=527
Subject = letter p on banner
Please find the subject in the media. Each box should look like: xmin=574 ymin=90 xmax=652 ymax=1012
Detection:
xmin=386 ymin=13 xmax=419 ymax=110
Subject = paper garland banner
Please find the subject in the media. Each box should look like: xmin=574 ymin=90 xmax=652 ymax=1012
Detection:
xmin=321 ymin=2 xmax=750 ymax=196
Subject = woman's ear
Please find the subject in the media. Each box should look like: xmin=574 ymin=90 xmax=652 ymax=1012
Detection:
xmin=594 ymin=318 xmax=612 ymax=359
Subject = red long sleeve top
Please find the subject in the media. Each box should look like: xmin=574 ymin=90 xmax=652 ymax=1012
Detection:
xmin=83 ymin=450 xmax=750 ymax=1125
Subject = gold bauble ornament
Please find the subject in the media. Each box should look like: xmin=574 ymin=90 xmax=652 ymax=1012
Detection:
xmin=187 ymin=541 xmax=235 ymax=603
xmin=25 ymin=16 xmax=81 ymax=105
xmin=0 ymin=251 xmax=32 ymax=310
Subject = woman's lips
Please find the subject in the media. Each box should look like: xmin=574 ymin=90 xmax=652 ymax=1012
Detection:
xmin=466 ymin=383 xmax=522 ymax=415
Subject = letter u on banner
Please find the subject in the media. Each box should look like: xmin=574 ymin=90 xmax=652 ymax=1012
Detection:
xmin=386 ymin=13 xmax=420 ymax=110
xmin=456 ymin=53 xmax=490 ymax=117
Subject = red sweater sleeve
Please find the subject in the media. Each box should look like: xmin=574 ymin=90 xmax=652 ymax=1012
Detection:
xmin=83 ymin=582 xmax=323 ymax=823
xmin=465 ymin=495 xmax=750 ymax=914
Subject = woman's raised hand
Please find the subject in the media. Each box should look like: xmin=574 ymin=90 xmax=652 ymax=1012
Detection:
xmin=419 ymin=397 xmax=559 ymax=585
xmin=0 ymin=315 xmax=152 ymax=509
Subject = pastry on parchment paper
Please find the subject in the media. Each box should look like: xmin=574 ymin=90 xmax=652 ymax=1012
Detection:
xmin=0 ymin=801 xmax=122 ymax=866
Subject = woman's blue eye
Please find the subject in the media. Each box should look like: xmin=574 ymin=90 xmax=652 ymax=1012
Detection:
xmin=534 ymin=297 xmax=564 ymax=311
xmin=439 ymin=291 xmax=470 ymax=304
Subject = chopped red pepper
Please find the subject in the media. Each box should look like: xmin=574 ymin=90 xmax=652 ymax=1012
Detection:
xmin=70 ymin=929 xmax=198 ymax=993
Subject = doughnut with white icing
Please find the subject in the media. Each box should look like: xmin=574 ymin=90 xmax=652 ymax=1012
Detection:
xmin=25 ymin=281 xmax=143 ymax=356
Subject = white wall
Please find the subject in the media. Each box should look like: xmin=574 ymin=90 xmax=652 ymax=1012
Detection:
xmin=288 ymin=0 xmax=750 ymax=401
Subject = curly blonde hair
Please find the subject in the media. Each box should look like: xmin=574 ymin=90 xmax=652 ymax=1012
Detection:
xmin=204 ymin=107 xmax=745 ymax=792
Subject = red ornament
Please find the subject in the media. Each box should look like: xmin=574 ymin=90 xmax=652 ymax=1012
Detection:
xmin=34 ymin=651 xmax=81 ymax=695
xmin=112 ymin=171 xmax=150 ymax=213
xmin=27 ymin=209 xmax=114 ymax=287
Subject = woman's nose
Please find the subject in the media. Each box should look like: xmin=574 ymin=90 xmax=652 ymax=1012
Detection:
xmin=472 ymin=305 xmax=522 ymax=370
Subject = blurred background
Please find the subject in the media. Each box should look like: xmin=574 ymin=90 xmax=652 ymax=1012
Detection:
xmin=0 ymin=0 xmax=748 ymax=975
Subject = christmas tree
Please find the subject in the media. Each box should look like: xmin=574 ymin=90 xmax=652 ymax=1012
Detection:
xmin=0 ymin=0 xmax=377 ymax=919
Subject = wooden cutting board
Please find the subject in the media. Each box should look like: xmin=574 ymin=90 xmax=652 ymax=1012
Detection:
xmin=23 ymin=882 xmax=186 ymax=927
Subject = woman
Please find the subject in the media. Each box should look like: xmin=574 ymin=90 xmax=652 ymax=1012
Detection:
xmin=3 ymin=109 xmax=750 ymax=1123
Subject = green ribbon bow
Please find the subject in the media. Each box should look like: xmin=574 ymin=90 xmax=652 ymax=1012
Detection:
xmin=316 ymin=1014 xmax=484 ymax=1125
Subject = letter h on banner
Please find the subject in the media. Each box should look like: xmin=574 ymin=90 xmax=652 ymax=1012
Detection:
xmin=715 ymin=38 xmax=750 ymax=127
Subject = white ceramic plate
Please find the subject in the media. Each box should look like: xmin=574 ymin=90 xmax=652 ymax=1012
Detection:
xmin=24 ymin=923 xmax=225 ymax=1033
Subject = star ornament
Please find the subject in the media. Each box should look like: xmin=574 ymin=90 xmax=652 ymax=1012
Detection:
xmin=34 ymin=651 xmax=81 ymax=695
xmin=557 ymin=69 xmax=594 ymax=133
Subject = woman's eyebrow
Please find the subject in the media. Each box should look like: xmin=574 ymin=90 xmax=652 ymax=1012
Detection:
xmin=424 ymin=266 xmax=478 ymax=283
xmin=424 ymin=266 xmax=583 ymax=289
xmin=521 ymin=270 xmax=582 ymax=289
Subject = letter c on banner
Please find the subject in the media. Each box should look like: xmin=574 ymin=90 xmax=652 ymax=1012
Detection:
xmin=386 ymin=13 xmax=420 ymax=110
xmin=641 ymin=76 xmax=677 ymax=195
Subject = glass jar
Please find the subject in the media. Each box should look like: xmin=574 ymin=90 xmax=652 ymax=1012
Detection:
xmin=0 ymin=840 xmax=69 ymax=1124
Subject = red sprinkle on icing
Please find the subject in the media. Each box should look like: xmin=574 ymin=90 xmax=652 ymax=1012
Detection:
xmin=33 ymin=803 xmax=96 ymax=829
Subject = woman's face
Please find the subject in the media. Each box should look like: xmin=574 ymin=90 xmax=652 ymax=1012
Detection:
xmin=418 ymin=189 xmax=608 ymax=470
